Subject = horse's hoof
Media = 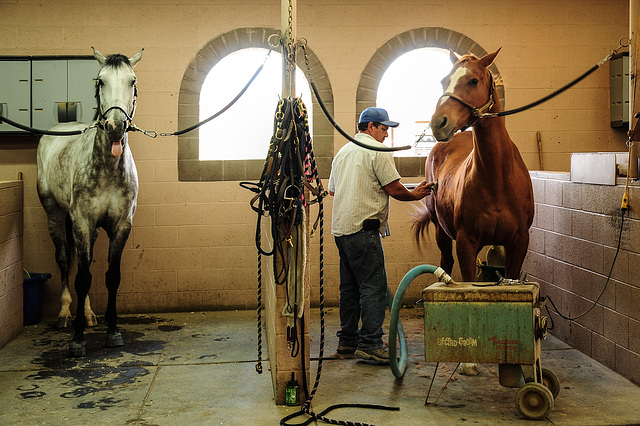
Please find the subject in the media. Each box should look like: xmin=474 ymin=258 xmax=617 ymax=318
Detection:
xmin=107 ymin=331 xmax=124 ymax=347
xmin=69 ymin=341 xmax=86 ymax=357
xmin=86 ymin=314 xmax=99 ymax=327
xmin=56 ymin=316 xmax=72 ymax=329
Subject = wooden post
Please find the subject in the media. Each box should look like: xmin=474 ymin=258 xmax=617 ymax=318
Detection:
xmin=265 ymin=0 xmax=310 ymax=406
xmin=629 ymin=0 xmax=640 ymax=177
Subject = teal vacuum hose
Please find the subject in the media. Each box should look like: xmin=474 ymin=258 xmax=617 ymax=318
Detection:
xmin=388 ymin=264 xmax=456 ymax=378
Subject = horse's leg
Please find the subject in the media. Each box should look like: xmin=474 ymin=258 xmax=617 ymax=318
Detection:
xmin=435 ymin=225 xmax=455 ymax=275
xmin=505 ymin=232 xmax=530 ymax=279
xmin=84 ymin=295 xmax=98 ymax=327
xmin=104 ymin=225 xmax=132 ymax=347
xmin=83 ymin=227 xmax=100 ymax=327
xmin=40 ymin=200 xmax=73 ymax=329
xmin=454 ymin=233 xmax=479 ymax=282
xmin=69 ymin=222 xmax=93 ymax=357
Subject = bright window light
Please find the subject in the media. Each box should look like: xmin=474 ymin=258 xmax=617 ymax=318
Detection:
xmin=199 ymin=48 xmax=313 ymax=161
xmin=377 ymin=47 xmax=453 ymax=157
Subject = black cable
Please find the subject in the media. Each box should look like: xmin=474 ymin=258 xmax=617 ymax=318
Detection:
xmin=308 ymin=82 xmax=410 ymax=153
xmin=0 ymin=113 xmax=86 ymax=136
xmin=0 ymin=49 xmax=272 ymax=138
xmin=544 ymin=209 xmax=625 ymax=323
xmin=171 ymin=53 xmax=270 ymax=136
xmin=495 ymin=63 xmax=602 ymax=117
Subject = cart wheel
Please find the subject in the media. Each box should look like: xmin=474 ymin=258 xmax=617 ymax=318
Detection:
xmin=515 ymin=382 xmax=554 ymax=420
xmin=542 ymin=368 xmax=560 ymax=399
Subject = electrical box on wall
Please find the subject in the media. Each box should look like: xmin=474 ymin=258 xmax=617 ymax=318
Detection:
xmin=610 ymin=52 xmax=629 ymax=128
xmin=0 ymin=56 xmax=99 ymax=134
xmin=0 ymin=59 xmax=31 ymax=133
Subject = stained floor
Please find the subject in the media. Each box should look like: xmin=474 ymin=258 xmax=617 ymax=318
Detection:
xmin=0 ymin=308 xmax=639 ymax=425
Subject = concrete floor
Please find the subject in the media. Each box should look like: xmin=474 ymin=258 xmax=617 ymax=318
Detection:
xmin=0 ymin=307 xmax=639 ymax=426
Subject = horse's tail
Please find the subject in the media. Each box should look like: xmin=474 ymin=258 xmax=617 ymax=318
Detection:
xmin=412 ymin=198 xmax=434 ymax=246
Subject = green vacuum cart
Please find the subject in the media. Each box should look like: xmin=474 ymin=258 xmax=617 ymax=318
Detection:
xmin=422 ymin=281 xmax=559 ymax=420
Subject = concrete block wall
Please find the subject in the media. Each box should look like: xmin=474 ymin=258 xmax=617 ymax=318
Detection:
xmin=0 ymin=180 xmax=24 ymax=350
xmin=523 ymin=171 xmax=640 ymax=385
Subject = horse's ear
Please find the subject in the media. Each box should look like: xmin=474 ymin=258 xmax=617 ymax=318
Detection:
xmin=479 ymin=48 xmax=502 ymax=68
xmin=128 ymin=49 xmax=144 ymax=68
xmin=449 ymin=49 xmax=462 ymax=64
xmin=92 ymin=47 xmax=106 ymax=66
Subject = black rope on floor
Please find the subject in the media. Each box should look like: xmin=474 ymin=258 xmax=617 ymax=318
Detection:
xmin=544 ymin=209 xmax=625 ymax=325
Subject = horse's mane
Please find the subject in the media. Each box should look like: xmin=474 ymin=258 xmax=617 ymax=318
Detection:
xmin=104 ymin=53 xmax=131 ymax=69
xmin=94 ymin=54 xmax=133 ymax=121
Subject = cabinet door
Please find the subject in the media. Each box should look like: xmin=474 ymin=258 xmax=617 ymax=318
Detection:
xmin=610 ymin=55 xmax=630 ymax=127
xmin=32 ymin=60 xmax=67 ymax=131
xmin=68 ymin=59 xmax=100 ymax=123
xmin=0 ymin=60 xmax=31 ymax=133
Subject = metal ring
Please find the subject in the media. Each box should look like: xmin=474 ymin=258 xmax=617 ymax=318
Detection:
xmin=619 ymin=36 xmax=631 ymax=48
xmin=268 ymin=33 xmax=281 ymax=49
xmin=296 ymin=37 xmax=308 ymax=48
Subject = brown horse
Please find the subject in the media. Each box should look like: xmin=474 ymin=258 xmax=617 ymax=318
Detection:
xmin=415 ymin=48 xmax=534 ymax=282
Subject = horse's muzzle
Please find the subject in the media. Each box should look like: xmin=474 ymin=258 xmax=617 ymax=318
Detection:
xmin=431 ymin=114 xmax=456 ymax=142
xmin=99 ymin=106 xmax=133 ymax=142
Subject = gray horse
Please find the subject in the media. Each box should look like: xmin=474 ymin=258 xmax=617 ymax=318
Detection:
xmin=37 ymin=48 xmax=142 ymax=356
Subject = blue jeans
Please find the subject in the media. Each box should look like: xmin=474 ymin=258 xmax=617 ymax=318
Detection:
xmin=334 ymin=229 xmax=387 ymax=351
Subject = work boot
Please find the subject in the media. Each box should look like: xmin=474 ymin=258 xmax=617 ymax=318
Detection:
xmin=354 ymin=347 xmax=389 ymax=365
xmin=337 ymin=345 xmax=356 ymax=354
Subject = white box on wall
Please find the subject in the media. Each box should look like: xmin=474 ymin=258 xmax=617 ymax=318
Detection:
xmin=570 ymin=152 xmax=627 ymax=185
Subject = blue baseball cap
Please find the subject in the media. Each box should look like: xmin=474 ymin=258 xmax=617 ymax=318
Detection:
xmin=359 ymin=107 xmax=399 ymax=127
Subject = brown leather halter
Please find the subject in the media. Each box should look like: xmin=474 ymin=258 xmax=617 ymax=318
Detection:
xmin=438 ymin=71 xmax=496 ymax=130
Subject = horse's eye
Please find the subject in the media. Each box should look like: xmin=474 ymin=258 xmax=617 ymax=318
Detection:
xmin=468 ymin=78 xmax=479 ymax=86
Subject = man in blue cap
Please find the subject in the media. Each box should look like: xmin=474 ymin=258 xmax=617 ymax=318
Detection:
xmin=328 ymin=107 xmax=432 ymax=365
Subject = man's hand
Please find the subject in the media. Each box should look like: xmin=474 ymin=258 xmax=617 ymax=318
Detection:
xmin=412 ymin=180 xmax=435 ymax=199
xmin=384 ymin=179 xmax=435 ymax=201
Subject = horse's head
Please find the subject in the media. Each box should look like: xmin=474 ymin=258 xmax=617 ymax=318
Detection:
xmin=431 ymin=48 xmax=501 ymax=142
xmin=93 ymin=47 xmax=143 ymax=156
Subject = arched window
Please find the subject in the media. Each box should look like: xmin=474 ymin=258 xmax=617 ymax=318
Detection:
xmin=357 ymin=27 xmax=504 ymax=175
xmin=377 ymin=47 xmax=453 ymax=157
xmin=199 ymin=48 xmax=313 ymax=161
xmin=178 ymin=28 xmax=333 ymax=182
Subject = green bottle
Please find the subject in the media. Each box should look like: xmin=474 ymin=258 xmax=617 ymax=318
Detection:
xmin=285 ymin=372 xmax=300 ymax=406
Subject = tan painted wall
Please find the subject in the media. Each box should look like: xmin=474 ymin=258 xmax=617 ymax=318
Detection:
xmin=0 ymin=0 xmax=629 ymax=317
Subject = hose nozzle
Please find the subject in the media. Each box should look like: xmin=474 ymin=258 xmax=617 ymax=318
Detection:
xmin=434 ymin=267 xmax=456 ymax=285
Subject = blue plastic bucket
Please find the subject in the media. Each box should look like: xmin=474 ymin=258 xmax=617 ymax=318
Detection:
xmin=23 ymin=273 xmax=51 ymax=325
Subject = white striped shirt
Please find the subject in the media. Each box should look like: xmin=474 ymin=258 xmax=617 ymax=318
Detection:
xmin=328 ymin=133 xmax=401 ymax=237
